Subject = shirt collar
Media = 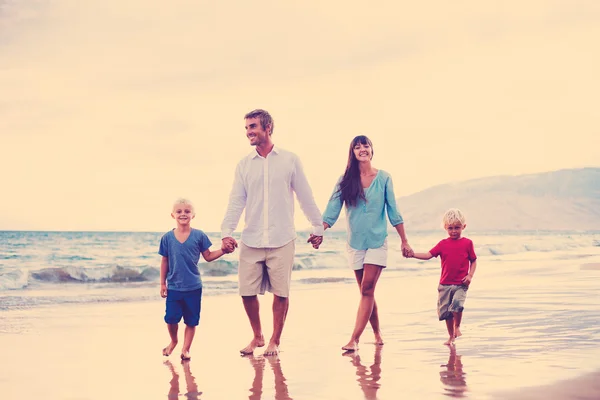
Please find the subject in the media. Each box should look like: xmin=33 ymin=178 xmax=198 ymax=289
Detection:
xmin=249 ymin=145 xmax=279 ymax=159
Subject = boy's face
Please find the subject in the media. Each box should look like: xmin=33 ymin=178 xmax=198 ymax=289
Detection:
xmin=445 ymin=222 xmax=465 ymax=239
xmin=171 ymin=204 xmax=195 ymax=226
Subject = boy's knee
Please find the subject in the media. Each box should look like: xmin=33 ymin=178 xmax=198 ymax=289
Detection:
xmin=165 ymin=315 xmax=182 ymax=325
xmin=183 ymin=319 xmax=199 ymax=327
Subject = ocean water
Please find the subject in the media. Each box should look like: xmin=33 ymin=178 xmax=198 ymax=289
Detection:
xmin=0 ymin=230 xmax=599 ymax=312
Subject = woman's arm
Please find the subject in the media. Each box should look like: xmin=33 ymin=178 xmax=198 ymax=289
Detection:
xmin=322 ymin=179 xmax=344 ymax=228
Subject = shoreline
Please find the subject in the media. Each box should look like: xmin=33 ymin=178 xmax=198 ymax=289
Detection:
xmin=1 ymin=270 xmax=600 ymax=399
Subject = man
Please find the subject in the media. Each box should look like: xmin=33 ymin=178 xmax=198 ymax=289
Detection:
xmin=221 ymin=109 xmax=324 ymax=356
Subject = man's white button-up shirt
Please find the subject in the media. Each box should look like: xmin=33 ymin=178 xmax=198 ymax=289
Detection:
xmin=221 ymin=146 xmax=324 ymax=248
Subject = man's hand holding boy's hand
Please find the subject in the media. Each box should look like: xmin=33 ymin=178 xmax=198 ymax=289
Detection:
xmin=462 ymin=274 xmax=473 ymax=285
xmin=221 ymin=237 xmax=238 ymax=254
xmin=160 ymin=283 xmax=168 ymax=298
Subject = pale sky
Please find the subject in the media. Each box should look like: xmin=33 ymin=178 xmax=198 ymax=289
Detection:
xmin=1 ymin=0 xmax=599 ymax=232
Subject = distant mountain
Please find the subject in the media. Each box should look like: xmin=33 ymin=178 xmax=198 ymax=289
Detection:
xmin=397 ymin=168 xmax=600 ymax=231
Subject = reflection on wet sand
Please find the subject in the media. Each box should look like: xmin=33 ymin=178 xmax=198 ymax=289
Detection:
xmin=164 ymin=360 xmax=202 ymax=399
xmin=439 ymin=346 xmax=468 ymax=398
xmin=343 ymin=345 xmax=382 ymax=399
xmin=246 ymin=355 xmax=292 ymax=400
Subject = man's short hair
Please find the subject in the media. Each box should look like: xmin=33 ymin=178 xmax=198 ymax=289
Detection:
xmin=244 ymin=109 xmax=274 ymax=135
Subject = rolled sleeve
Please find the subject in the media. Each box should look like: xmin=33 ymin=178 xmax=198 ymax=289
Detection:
xmin=322 ymin=179 xmax=343 ymax=228
xmin=384 ymin=175 xmax=404 ymax=226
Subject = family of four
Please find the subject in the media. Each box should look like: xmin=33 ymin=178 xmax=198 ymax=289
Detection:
xmin=158 ymin=109 xmax=478 ymax=361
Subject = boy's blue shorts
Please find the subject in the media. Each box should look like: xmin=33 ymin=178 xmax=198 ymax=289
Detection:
xmin=164 ymin=288 xmax=202 ymax=326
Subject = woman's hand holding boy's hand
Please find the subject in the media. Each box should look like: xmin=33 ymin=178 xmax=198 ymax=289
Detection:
xmin=160 ymin=283 xmax=168 ymax=298
xmin=401 ymin=242 xmax=414 ymax=258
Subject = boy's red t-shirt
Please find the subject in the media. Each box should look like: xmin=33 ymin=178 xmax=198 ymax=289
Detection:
xmin=429 ymin=237 xmax=477 ymax=285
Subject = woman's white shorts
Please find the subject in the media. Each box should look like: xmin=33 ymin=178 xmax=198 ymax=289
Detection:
xmin=346 ymin=238 xmax=388 ymax=270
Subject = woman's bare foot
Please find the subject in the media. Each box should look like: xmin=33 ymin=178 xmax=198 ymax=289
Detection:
xmin=180 ymin=351 xmax=191 ymax=361
xmin=443 ymin=337 xmax=455 ymax=346
xmin=240 ymin=336 xmax=265 ymax=355
xmin=263 ymin=342 xmax=280 ymax=357
xmin=163 ymin=341 xmax=178 ymax=356
xmin=374 ymin=332 xmax=384 ymax=346
xmin=454 ymin=327 xmax=462 ymax=339
xmin=342 ymin=340 xmax=359 ymax=352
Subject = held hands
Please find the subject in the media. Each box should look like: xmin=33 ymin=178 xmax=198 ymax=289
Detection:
xmin=305 ymin=222 xmax=330 ymax=249
xmin=160 ymin=283 xmax=168 ymax=298
xmin=307 ymin=234 xmax=323 ymax=249
xmin=401 ymin=242 xmax=414 ymax=258
xmin=221 ymin=237 xmax=238 ymax=254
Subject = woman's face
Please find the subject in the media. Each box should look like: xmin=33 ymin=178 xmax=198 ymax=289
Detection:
xmin=353 ymin=141 xmax=373 ymax=162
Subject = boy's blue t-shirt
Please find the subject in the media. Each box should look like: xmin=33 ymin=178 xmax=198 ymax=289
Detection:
xmin=158 ymin=228 xmax=212 ymax=291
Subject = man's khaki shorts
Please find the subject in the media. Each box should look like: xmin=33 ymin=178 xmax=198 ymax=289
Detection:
xmin=238 ymin=240 xmax=295 ymax=298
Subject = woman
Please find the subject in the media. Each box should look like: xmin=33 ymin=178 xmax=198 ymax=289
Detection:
xmin=322 ymin=135 xmax=413 ymax=352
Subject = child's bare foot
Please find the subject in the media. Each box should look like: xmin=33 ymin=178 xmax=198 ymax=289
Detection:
xmin=263 ymin=342 xmax=280 ymax=357
xmin=443 ymin=337 xmax=455 ymax=346
xmin=454 ymin=327 xmax=462 ymax=339
xmin=342 ymin=340 xmax=359 ymax=352
xmin=240 ymin=336 xmax=265 ymax=355
xmin=374 ymin=332 xmax=384 ymax=346
xmin=163 ymin=341 xmax=178 ymax=356
xmin=180 ymin=351 xmax=191 ymax=361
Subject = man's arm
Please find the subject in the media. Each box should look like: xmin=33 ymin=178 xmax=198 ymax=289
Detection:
xmin=160 ymin=256 xmax=169 ymax=298
xmin=220 ymin=162 xmax=247 ymax=249
xmin=291 ymin=156 xmax=324 ymax=237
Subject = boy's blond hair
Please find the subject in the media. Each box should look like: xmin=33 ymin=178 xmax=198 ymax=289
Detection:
xmin=442 ymin=208 xmax=466 ymax=227
xmin=172 ymin=198 xmax=195 ymax=214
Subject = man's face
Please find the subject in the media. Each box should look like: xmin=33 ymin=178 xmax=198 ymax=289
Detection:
xmin=245 ymin=117 xmax=270 ymax=147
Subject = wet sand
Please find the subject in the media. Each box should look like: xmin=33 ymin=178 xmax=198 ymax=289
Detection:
xmin=495 ymin=370 xmax=600 ymax=400
xmin=1 ymin=264 xmax=599 ymax=399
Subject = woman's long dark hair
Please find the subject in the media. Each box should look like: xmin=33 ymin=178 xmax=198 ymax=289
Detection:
xmin=337 ymin=135 xmax=374 ymax=207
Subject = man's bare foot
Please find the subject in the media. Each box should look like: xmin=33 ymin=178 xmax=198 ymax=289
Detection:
xmin=239 ymin=336 xmax=265 ymax=355
xmin=374 ymin=332 xmax=384 ymax=346
xmin=454 ymin=327 xmax=462 ymax=339
xmin=342 ymin=340 xmax=359 ymax=352
xmin=263 ymin=342 xmax=280 ymax=357
xmin=163 ymin=341 xmax=177 ymax=356
xmin=443 ymin=337 xmax=455 ymax=346
xmin=180 ymin=351 xmax=191 ymax=361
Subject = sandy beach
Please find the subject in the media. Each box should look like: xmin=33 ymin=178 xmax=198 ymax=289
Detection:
xmin=1 ymin=263 xmax=599 ymax=400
